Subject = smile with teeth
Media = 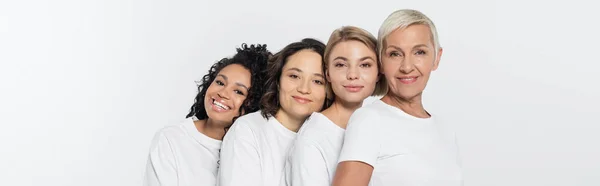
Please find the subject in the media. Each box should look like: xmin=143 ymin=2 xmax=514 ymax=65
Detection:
xmin=213 ymin=99 xmax=230 ymax=110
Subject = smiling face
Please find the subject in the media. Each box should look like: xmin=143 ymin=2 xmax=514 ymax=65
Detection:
xmin=203 ymin=64 xmax=251 ymax=125
xmin=277 ymin=49 xmax=327 ymax=121
xmin=381 ymin=24 xmax=443 ymax=101
xmin=327 ymin=40 xmax=379 ymax=104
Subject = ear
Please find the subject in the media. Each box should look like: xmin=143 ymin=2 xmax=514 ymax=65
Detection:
xmin=239 ymin=107 xmax=246 ymax=116
xmin=325 ymin=70 xmax=331 ymax=82
xmin=432 ymin=47 xmax=443 ymax=71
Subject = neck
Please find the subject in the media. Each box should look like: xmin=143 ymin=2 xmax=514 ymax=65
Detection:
xmin=194 ymin=118 xmax=227 ymax=140
xmin=382 ymin=92 xmax=430 ymax=118
xmin=275 ymin=110 xmax=305 ymax=133
xmin=322 ymin=98 xmax=362 ymax=129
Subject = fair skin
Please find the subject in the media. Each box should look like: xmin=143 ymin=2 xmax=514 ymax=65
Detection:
xmin=276 ymin=49 xmax=327 ymax=132
xmin=332 ymin=24 xmax=443 ymax=186
xmin=195 ymin=64 xmax=251 ymax=140
xmin=321 ymin=40 xmax=379 ymax=129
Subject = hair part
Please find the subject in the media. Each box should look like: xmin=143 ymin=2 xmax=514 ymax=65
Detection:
xmin=378 ymin=9 xmax=441 ymax=61
xmin=186 ymin=43 xmax=271 ymax=129
xmin=323 ymin=26 xmax=388 ymax=99
xmin=259 ymin=38 xmax=328 ymax=119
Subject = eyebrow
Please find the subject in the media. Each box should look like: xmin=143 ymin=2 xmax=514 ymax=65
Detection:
xmin=217 ymin=74 xmax=249 ymax=91
xmin=287 ymin=67 xmax=324 ymax=78
xmin=387 ymin=44 xmax=430 ymax=51
xmin=333 ymin=56 xmax=375 ymax=62
xmin=332 ymin=56 xmax=347 ymax=61
xmin=360 ymin=56 xmax=375 ymax=61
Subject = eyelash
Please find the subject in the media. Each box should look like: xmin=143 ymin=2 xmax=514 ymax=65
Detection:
xmin=335 ymin=62 xmax=371 ymax=68
xmin=288 ymin=73 xmax=324 ymax=85
xmin=216 ymin=80 xmax=245 ymax=96
xmin=234 ymin=90 xmax=245 ymax=96
xmin=313 ymin=80 xmax=324 ymax=85
xmin=389 ymin=50 xmax=427 ymax=57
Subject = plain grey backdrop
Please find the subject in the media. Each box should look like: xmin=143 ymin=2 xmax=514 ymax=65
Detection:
xmin=1 ymin=0 xmax=599 ymax=185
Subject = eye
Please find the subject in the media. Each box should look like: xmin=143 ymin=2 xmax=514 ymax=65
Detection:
xmin=415 ymin=50 xmax=426 ymax=55
xmin=313 ymin=79 xmax=324 ymax=85
xmin=360 ymin=63 xmax=372 ymax=68
xmin=334 ymin=63 xmax=345 ymax=68
xmin=289 ymin=74 xmax=299 ymax=79
xmin=215 ymin=80 xmax=224 ymax=86
xmin=389 ymin=51 xmax=402 ymax=57
xmin=234 ymin=89 xmax=245 ymax=96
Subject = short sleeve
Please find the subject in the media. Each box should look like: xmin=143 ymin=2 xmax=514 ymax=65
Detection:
xmin=285 ymin=139 xmax=330 ymax=186
xmin=216 ymin=119 xmax=262 ymax=186
xmin=337 ymin=108 xmax=381 ymax=167
xmin=143 ymin=132 xmax=178 ymax=186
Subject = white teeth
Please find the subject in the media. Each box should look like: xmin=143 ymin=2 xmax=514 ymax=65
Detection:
xmin=213 ymin=100 xmax=230 ymax=110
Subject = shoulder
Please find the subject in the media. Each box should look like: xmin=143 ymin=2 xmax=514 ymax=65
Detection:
xmin=150 ymin=119 xmax=190 ymax=146
xmin=430 ymin=113 xmax=459 ymax=140
xmin=225 ymin=111 xmax=266 ymax=139
xmin=356 ymin=100 xmax=389 ymax=116
xmin=347 ymin=102 xmax=385 ymax=123
xmin=298 ymin=112 xmax=326 ymax=134
xmin=233 ymin=111 xmax=267 ymax=127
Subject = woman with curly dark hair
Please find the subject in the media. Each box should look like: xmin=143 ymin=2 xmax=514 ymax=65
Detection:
xmin=143 ymin=43 xmax=271 ymax=186
xmin=217 ymin=38 xmax=330 ymax=186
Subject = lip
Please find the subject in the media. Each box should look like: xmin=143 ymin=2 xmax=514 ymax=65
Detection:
xmin=397 ymin=76 xmax=418 ymax=84
xmin=292 ymin=96 xmax=312 ymax=104
xmin=343 ymin=85 xmax=364 ymax=93
xmin=209 ymin=97 xmax=231 ymax=113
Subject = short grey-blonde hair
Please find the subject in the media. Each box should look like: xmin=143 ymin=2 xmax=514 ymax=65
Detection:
xmin=378 ymin=9 xmax=441 ymax=60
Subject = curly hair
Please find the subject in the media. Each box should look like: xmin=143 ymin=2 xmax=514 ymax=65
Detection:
xmin=186 ymin=43 xmax=271 ymax=126
xmin=259 ymin=38 xmax=331 ymax=119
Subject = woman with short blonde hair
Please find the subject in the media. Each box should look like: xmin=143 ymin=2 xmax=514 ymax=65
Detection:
xmin=332 ymin=9 xmax=463 ymax=186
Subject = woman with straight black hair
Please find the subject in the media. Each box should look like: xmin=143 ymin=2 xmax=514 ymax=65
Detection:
xmin=217 ymin=38 xmax=330 ymax=186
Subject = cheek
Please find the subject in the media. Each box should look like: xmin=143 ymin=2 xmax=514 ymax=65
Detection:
xmin=204 ymin=83 xmax=217 ymax=93
xmin=279 ymin=82 xmax=293 ymax=94
xmin=414 ymin=60 xmax=434 ymax=74
xmin=311 ymin=84 xmax=327 ymax=101
xmin=328 ymin=70 xmax=346 ymax=85
xmin=234 ymin=97 xmax=246 ymax=109
xmin=360 ymin=68 xmax=379 ymax=82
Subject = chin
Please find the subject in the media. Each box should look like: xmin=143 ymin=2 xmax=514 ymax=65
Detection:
xmin=290 ymin=110 xmax=312 ymax=119
xmin=340 ymin=95 xmax=369 ymax=104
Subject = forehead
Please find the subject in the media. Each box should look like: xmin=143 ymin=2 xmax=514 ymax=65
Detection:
xmin=283 ymin=49 xmax=324 ymax=73
xmin=330 ymin=40 xmax=376 ymax=56
xmin=385 ymin=24 xmax=433 ymax=47
xmin=217 ymin=64 xmax=251 ymax=84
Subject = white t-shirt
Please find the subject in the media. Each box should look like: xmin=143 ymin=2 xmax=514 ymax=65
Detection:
xmin=143 ymin=117 xmax=222 ymax=186
xmin=284 ymin=112 xmax=345 ymax=186
xmin=338 ymin=100 xmax=463 ymax=186
xmin=216 ymin=111 xmax=297 ymax=186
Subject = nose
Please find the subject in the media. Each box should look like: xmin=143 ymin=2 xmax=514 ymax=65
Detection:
xmin=217 ymin=88 xmax=230 ymax=100
xmin=347 ymin=66 xmax=359 ymax=80
xmin=399 ymin=56 xmax=415 ymax=74
xmin=296 ymin=79 xmax=311 ymax=94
